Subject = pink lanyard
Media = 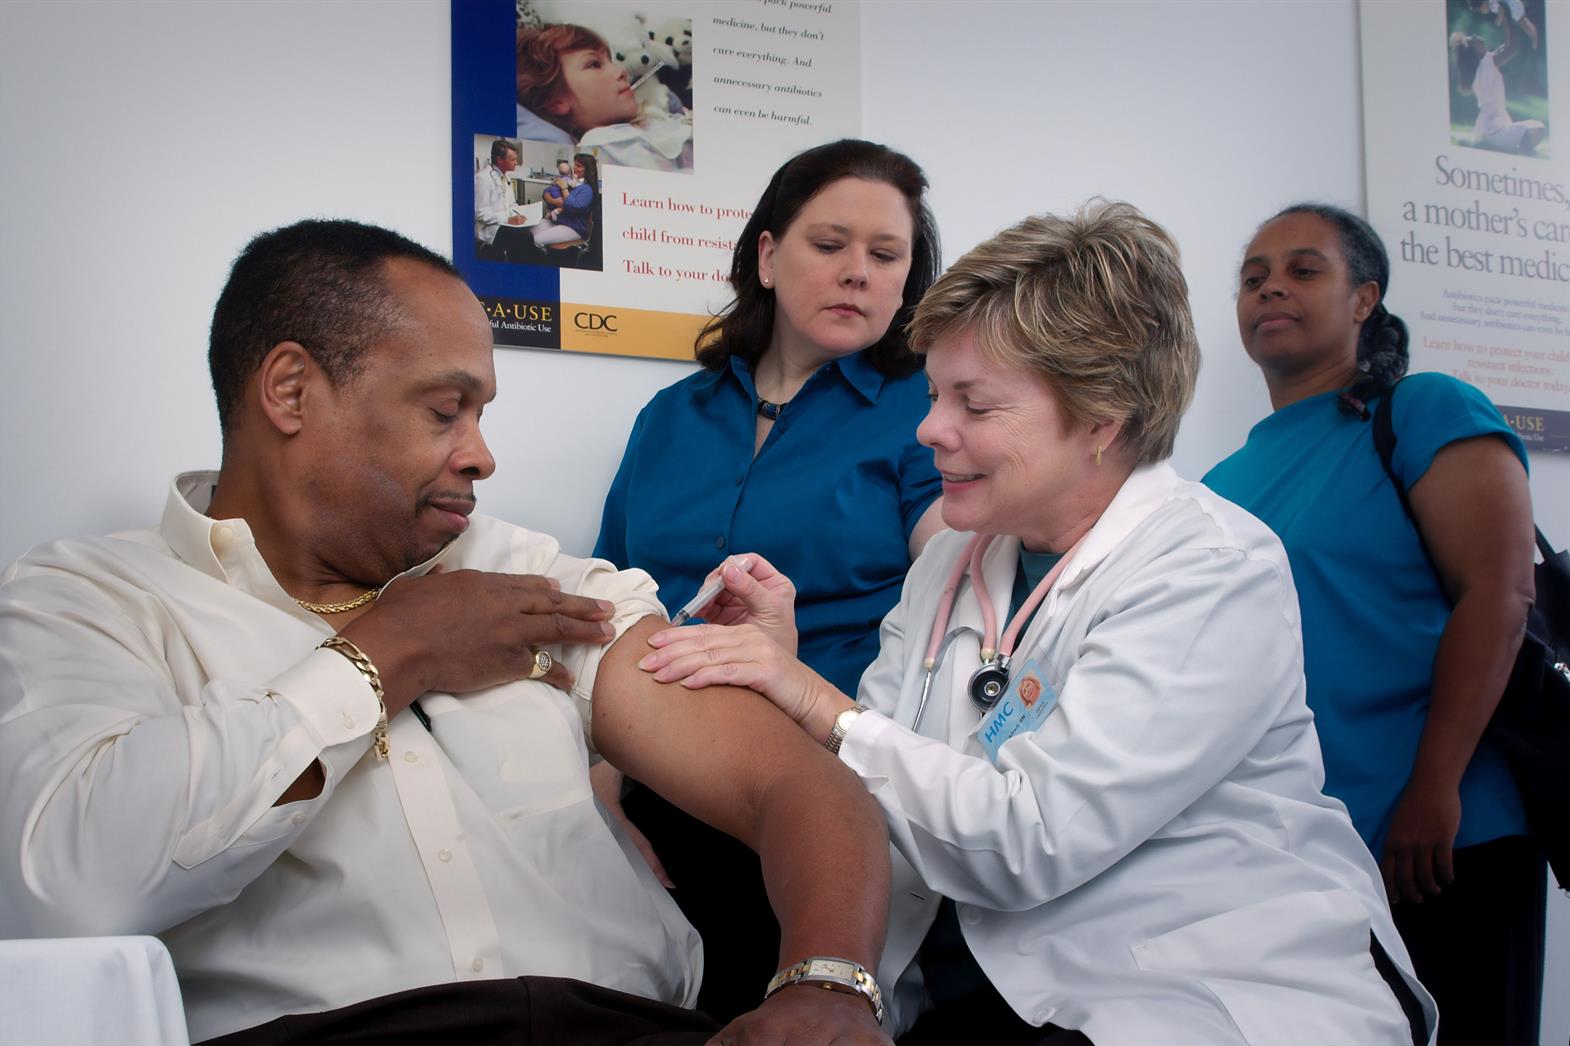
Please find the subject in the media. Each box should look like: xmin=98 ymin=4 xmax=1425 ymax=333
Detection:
xmin=915 ymin=532 xmax=1085 ymax=720
xmin=923 ymin=533 xmax=1084 ymax=668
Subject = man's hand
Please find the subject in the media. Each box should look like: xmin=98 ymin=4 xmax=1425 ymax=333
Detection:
xmin=711 ymin=987 xmax=889 ymax=1045
xmin=507 ymin=215 xmax=526 ymax=226
xmin=1381 ymin=781 xmax=1461 ymax=904
xmin=273 ymin=570 xmax=613 ymax=808
xmin=340 ymin=569 xmax=615 ymax=716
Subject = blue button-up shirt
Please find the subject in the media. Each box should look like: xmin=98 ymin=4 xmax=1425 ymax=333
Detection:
xmin=595 ymin=350 xmax=941 ymax=696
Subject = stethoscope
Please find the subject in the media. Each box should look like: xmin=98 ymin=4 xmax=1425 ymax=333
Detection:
xmin=910 ymin=532 xmax=1083 ymax=733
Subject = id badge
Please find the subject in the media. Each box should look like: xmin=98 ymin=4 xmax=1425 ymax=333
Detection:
xmin=977 ymin=658 xmax=1058 ymax=765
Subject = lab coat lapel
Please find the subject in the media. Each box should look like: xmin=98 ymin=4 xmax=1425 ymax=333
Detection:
xmin=1048 ymin=462 xmax=1184 ymax=605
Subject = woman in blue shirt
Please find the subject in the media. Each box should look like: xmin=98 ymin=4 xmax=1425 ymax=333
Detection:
xmin=1205 ymin=203 xmax=1543 ymax=1044
xmin=531 ymin=153 xmax=596 ymax=247
xmin=593 ymin=139 xmax=945 ymax=1021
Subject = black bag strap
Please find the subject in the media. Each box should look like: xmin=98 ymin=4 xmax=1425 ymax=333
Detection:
xmin=1371 ymin=380 xmax=1445 ymax=583
xmin=1370 ymin=378 xmax=1554 ymax=580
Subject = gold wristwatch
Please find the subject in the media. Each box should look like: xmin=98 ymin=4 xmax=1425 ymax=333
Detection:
xmin=824 ymin=706 xmax=864 ymax=755
xmin=764 ymin=956 xmax=884 ymax=1023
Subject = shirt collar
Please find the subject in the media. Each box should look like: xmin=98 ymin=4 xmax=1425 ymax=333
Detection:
xmin=1247 ymin=388 xmax=1342 ymax=438
xmin=709 ymin=355 xmax=748 ymax=396
xmin=160 ymin=470 xmax=235 ymax=583
xmin=835 ymin=349 xmax=886 ymax=405
xmin=158 ymin=469 xmax=460 ymax=596
xmin=720 ymin=350 xmax=886 ymax=405
xmin=1055 ymin=461 xmax=1185 ymax=591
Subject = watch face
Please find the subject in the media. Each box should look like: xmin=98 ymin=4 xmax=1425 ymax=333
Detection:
xmin=807 ymin=958 xmax=858 ymax=980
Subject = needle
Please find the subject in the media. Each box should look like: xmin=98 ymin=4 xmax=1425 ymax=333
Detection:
xmin=670 ymin=556 xmax=751 ymax=625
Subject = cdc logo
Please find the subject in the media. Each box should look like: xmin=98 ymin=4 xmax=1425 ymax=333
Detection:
xmin=573 ymin=311 xmax=618 ymax=333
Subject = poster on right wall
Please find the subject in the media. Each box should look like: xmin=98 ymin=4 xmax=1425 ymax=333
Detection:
xmin=1362 ymin=0 xmax=1569 ymax=452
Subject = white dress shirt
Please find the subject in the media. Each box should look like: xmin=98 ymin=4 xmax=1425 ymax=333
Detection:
xmin=0 ymin=472 xmax=699 ymax=1041
xmin=841 ymin=463 xmax=1437 ymax=1043
xmin=473 ymin=164 xmax=514 ymax=245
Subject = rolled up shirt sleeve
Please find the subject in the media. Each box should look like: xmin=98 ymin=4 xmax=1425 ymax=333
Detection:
xmin=481 ymin=525 xmax=666 ymax=749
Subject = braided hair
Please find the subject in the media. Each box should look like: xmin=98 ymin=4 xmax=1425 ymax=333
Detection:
xmin=1267 ymin=203 xmax=1409 ymax=417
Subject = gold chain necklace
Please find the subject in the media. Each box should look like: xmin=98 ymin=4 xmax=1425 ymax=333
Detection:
xmin=294 ymin=587 xmax=380 ymax=614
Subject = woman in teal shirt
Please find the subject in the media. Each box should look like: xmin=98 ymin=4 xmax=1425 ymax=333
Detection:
xmin=593 ymin=139 xmax=945 ymax=1021
xmin=1205 ymin=203 xmax=1542 ymax=1044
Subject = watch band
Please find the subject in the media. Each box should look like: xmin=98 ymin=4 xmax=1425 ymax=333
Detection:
xmin=825 ymin=706 xmax=864 ymax=755
xmin=765 ymin=956 xmax=884 ymax=1024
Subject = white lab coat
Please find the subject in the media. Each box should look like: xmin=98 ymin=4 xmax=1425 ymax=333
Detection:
xmin=473 ymin=164 xmax=513 ymax=245
xmin=840 ymin=463 xmax=1436 ymax=1044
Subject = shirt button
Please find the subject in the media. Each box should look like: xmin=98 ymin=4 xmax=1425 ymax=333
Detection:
xmin=438 ymin=848 xmax=453 ymax=863
xmin=960 ymin=905 xmax=982 ymax=925
xmin=404 ymin=751 xmax=419 ymax=763
xmin=471 ymin=957 xmax=486 ymax=973
xmin=340 ymin=712 xmax=356 ymax=729
xmin=715 ymin=536 xmax=726 ymax=550
xmin=290 ymin=813 xmax=306 ymax=826
xmin=734 ymin=476 xmax=744 ymax=486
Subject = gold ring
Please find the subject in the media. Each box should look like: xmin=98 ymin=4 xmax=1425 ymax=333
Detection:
xmin=527 ymin=649 xmax=553 ymax=680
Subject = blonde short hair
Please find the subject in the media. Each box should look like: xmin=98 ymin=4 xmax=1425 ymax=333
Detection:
xmin=909 ymin=200 xmax=1199 ymax=465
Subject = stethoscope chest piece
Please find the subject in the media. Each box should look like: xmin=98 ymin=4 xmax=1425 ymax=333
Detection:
xmin=969 ymin=657 xmax=1010 ymax=711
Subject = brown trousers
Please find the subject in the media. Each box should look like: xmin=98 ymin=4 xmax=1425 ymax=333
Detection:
xmin=200 ymin=976 xmax=720 ymax=1046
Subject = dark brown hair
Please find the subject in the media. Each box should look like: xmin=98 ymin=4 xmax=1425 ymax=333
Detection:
xmin=695 ymin=139 xmax=941 ymax=379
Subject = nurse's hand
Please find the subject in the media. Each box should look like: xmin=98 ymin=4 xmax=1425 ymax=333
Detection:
xmin=689 ymin=553 xmax=799 ymax=656
xmin=639 ymin=622 xmax=841 ymax=731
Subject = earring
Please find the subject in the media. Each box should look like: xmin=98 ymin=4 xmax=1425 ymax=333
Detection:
xmin=761 ymin=276 xmax=771 ymax=288
xmin=1095 ymin=444 xmax=1103 ymax=466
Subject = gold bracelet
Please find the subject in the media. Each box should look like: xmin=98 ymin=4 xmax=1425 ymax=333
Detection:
xmin=318 ymin=635 xmax=389 ymax=760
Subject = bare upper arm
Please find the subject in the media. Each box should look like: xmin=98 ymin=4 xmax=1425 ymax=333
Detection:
xmin=1406 ymin=435 xmax=1535 ymax=605
xmin=590 ymin=615 xmax=851 ymax=848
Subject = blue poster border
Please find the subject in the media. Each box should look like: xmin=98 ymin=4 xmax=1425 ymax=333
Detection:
xmin=452 ymin=0 xmax=562 ymax=348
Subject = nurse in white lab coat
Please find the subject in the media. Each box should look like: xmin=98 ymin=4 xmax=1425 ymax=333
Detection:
xmin=640 ymin=202 xmax=1437 ymax=1045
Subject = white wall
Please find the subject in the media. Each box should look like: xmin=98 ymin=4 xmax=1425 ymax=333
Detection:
xmin=0 ymin=1 xmax=1564 ymax=1038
